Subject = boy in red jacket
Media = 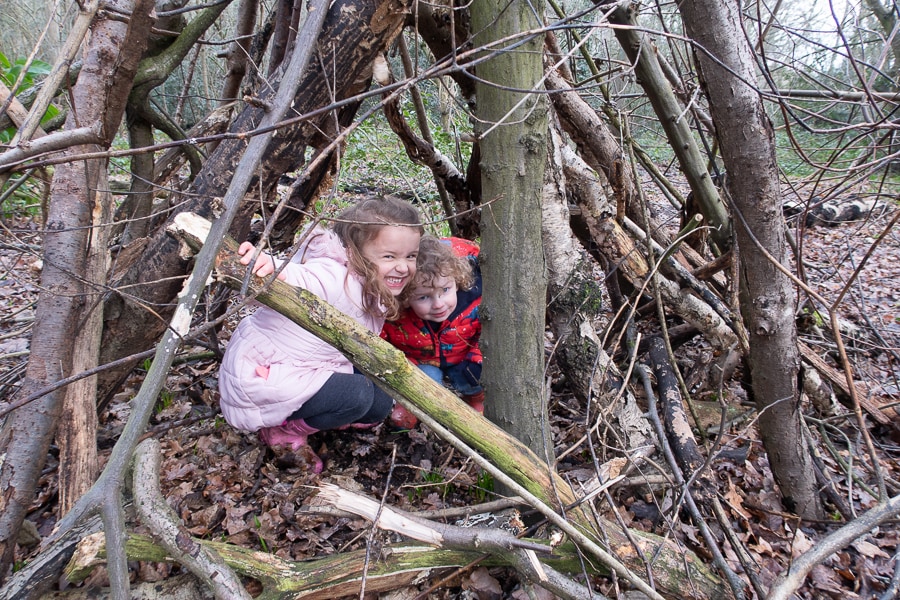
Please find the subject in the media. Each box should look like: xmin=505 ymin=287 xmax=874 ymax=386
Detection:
xmin=381 ymin=236 xmax=483 ymax=428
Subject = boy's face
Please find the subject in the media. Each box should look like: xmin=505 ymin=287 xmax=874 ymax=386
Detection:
xmin=408 ymin=275 xmax=458 ymax=322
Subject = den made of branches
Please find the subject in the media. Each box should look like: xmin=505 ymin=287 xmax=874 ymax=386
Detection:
xmin=0 ymin=0 xmax=898 ymax=599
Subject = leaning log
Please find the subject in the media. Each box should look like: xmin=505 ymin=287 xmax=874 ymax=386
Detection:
xmin=798 ymin=342 xmax=892 ymax=426
xmin=543 ymin=122 xmax=654 ymax=453
xmin=167 ymin=212 xmax=734 ymax=600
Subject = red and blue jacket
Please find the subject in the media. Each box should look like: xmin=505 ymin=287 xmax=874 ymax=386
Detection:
xmin=380 ymin=238 xmax=482 ymax=369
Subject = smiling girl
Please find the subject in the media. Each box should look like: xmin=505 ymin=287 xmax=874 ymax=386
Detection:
xmin=218 ymin=197 xmax=423 ymax=471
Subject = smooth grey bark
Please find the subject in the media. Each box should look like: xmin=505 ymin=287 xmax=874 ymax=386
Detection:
xmin=471 ymin=0 xmax=549 ymax=460
xmin=0 ymin=0 xmax=156 ymax=581
xmin=678 ymin=0 xmax=823 ymax=518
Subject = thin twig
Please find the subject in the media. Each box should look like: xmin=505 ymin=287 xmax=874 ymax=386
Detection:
xmin=766 ymin=493 xmax=900 ymax=600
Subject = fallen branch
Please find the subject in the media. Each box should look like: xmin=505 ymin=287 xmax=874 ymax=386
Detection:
xmin=798 ymin=341 xmax=892 ymax=426
xmin=59 ymin=531 xmax=605 ymax=599
xmin=648 ymin=337 xmax=704 ymax=476
xmin=315 ymin=483 xmax=603 ymax=600
xmin=132 ymin=438 xmax=250 ymax=599
xmin=638 ymin=345 xmax=748 ymax=600
xmin=766 ymin=493 xmax=900 ymax=600
xmin=0 ymin=516 xmax=103 ymax=600
xmin=560 ymin=141 xmax=738 ymax=352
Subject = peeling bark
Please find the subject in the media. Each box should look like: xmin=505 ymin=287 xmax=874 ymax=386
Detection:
xmin=0 ymin=0 xmax=156 ymax=579
xmin=543 ymin=121 xmax=653 ymax=453
xmin=561 ymin=139 xmax=738 ymax=352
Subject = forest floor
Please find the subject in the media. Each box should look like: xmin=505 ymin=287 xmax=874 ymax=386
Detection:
xmin=1 ymin=191 xmax=899 ymax=599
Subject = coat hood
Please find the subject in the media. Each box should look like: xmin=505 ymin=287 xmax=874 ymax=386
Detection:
xmin=293 ymin=226 xmax=348 ymax=266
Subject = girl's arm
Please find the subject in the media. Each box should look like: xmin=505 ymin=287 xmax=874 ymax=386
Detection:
xmin=237 ymin=242 xmax=286 ymax=281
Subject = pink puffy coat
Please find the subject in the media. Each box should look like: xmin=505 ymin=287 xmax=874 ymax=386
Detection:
xmin=218 ymin=228 xmax=384 ymax=431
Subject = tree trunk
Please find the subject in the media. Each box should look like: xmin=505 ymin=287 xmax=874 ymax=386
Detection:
xmin=543 ymin=120 xmax=654 ymax=454
xmin=0 ymin=0 xmax=155 ymax=579
xmin=679 ymin=0 xmax=824 ymax=518
xmin=863 ymin=0 xmax=900 ymax=80
xmin=219 ymin=0 xmax=257 ymax=103
xmin=119 ymin=114 xmax=156 ymax=245
xmin=57 ymin=163 xmax=110 ymax=516
xmin=471 ymin=0 xmax=549 ymax=460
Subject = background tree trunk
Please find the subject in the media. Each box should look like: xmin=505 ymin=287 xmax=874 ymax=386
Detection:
xmin=603 ymin=0 xmax=730 ymax=251
xmin=679 ymin=0 xmax=824 ymax=518
xmin=543 ymin=122 xmax=654 ymax=455
xmin=0 ymin=0 xmax=155 ymax=578
xmin=219 ymin=0 xmax=257 ymax=103
xmin=471 ymin=0 xmax=549 ymax=459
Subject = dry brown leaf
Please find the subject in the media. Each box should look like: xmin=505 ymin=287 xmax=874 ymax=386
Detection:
xmin=463 ymin=566 xmax=503 ymax=600
xmin=851 ymin=539 xmax=891 ymax=559
xmin=723 ymin=475 xmax=751 ymax=520
xmin=790 ymin=528 xmax=814 ymax=559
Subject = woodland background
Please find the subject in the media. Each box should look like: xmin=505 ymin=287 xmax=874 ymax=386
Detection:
xmin=0 ymin=0 xmax=898 ymax=598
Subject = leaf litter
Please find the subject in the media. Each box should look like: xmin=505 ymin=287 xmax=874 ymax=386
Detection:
xmin=1 ymin=204 xmax=899 ymax=599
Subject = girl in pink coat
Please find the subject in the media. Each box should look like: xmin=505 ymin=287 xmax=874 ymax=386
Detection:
xmin=218 ymin=197 xmax=423 ymax=472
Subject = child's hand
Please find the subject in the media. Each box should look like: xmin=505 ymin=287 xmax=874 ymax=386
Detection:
xmin=237 ymin=242 xmax=285 ymax=280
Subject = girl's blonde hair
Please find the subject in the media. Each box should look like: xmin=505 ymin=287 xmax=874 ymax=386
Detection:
xmin=406 ymin=236 xmax=474 ymax=297
xmin=332 ymin=196 xmax=424 ymax=320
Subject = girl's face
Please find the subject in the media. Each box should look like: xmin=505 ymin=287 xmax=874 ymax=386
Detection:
xmin=361 ymin=226 xmax=421 ymax=296
xmin=408 ymin=275 xmax=458 ymax=322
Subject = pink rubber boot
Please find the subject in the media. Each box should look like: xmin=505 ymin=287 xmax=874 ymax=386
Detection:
xmin=257 ymin=419 xmax=323 ymax=473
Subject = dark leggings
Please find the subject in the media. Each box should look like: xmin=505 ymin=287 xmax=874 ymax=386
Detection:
xmin=288 ymin=370 xmax=393 ymax=431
